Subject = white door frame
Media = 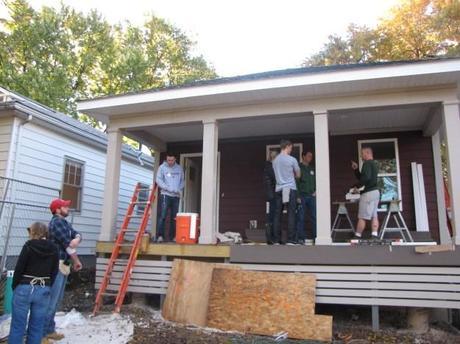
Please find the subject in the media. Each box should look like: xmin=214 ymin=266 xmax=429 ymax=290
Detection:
xmin=180 ymin=152 xmax=221 ymax=233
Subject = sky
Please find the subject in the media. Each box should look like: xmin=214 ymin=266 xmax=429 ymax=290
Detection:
xmin=0 ymin=0 xmax=400 ymax=77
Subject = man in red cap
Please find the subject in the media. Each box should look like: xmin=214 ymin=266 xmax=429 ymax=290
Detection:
xmin=43 ymin=199 xmax=83 ymax=341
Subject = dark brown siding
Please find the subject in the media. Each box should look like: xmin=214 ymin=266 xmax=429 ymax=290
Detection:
xmin=167 ymin=131 xmax=439 ymax=242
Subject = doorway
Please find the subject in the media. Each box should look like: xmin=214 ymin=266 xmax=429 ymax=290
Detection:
xmin=182 ymin=155 xmax=202 ymax=213
xmin=180 ymin=152 xmax=220 ymax=232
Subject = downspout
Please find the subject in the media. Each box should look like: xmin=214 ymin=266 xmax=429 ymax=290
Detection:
xmin=0 ymin=113 xmax=32 ymax=271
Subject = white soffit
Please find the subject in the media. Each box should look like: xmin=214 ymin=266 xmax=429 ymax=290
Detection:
xmin=78 ymin=59 xmax=460 ymax=119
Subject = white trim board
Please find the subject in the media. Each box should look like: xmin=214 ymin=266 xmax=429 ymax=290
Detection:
xmin=412 ymin=162 xmax=429 ymax=232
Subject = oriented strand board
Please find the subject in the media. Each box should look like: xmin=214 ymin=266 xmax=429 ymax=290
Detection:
xmin=207 ymin=268 xmax=332 ymax=342
xmin=162 ymin=259 xmax=239 ymax=326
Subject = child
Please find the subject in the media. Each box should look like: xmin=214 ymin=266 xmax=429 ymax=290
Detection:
xmin=8 ymin=222 xmax=59 ymax=344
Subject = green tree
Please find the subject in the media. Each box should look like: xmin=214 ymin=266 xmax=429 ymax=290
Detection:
xmin=304 ymin=0 xmax=460 ymax=66
xmin=0 ymin=0 xmax=216 ymax=127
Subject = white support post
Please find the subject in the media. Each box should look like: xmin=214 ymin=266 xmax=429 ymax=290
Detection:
xmin=443 ymin=102 xmax=460 ymax=245
xmin=100 ymin=128 xmax=123 ymax=241
xmin=432 ymin=130 xmax=450 ymax=244
xmin=150 ymin=149 xmax=162 ymax=238
xmin=314 ymin=111 xmax=332 ymax=245
xmin=200 ymin=119 xmax=219 ymax=244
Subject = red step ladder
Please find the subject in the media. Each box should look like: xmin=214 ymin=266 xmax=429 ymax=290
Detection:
xmin=93 ymin=183 xmax=157 ymax=315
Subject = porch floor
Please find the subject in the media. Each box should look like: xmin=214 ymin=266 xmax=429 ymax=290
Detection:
xmin=95 ymin=241 xmax=458 ymax=266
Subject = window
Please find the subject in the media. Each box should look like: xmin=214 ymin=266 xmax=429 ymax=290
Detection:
xmin=266 ymin=143 xmax=303 ymax=162
xmin=62 ymin=158 xmax=84 ymax=212
xmin=358 ymin=139 xmax=401 ymax=211
xmin=137 ymin=183 xmax=150 ymax=214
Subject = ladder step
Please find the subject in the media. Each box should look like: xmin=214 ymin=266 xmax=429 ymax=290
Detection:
xmin=118 ymin=243 xmax=133 ymax=247
xmin=128 ymin=215 xmax=144 ymax=218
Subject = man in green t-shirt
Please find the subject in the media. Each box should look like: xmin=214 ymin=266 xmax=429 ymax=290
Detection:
xmin=296 ymin=151 xmax=316 ymax=245
xmin=351 ymin=147 xmax=380 ymax=238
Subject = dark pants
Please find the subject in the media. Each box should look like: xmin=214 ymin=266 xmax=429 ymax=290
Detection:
xmin=9 ymin=284 xmax=50 ymax=344
xmin=273 ymin=189 xmax=297 ymax=243
xmin=157 ymin=194 xmax=180 ymax=240
xmin=296 ymin=195 xmax=317 ymax=240
xmin=265 ymin=198 xmax=276 ymax=243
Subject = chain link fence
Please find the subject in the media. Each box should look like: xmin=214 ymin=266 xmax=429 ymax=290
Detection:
xmin=0 ymin=176 xmax=61 ymax=271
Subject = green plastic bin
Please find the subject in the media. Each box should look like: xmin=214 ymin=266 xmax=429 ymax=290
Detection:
xmin=3 ymin=271 xmax=13 ymax=314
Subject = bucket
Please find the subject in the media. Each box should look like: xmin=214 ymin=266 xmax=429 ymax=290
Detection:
xmin=175 ymin=213 xmax=200 ymax=244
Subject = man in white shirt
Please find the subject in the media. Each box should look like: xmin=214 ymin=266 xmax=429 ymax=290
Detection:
xmin=272 ymin=140 xmax=301 ymax=245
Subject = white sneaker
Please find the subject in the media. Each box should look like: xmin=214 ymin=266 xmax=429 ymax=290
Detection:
xmin=156 ymin=236 xmax=164 ymax=243
xmin=304 ymin=239 xmax=314 ymax=246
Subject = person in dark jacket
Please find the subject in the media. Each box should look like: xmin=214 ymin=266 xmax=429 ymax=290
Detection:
xmin=263 ymin=150 xmax=278 ymax=244
xmin=296 ymin=151 xmax=317 ymax=245
xmin=351 ymin=146 xmax=380 ymax=238
xmin=8 ymin=222 xmax=58 ymax=344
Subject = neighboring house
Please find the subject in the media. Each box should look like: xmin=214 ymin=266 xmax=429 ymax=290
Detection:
xmin=0 ymin=86 xmax=154 ymax=263
xmin=78 ymin=57 xmax=460 ymax=246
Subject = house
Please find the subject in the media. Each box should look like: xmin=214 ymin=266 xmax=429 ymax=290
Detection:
xmin=79 ymin=58 xmax=460 ymax=325
xmin=0 ymin=86 xmax=154 ymax=267
xmin=78 ymin=57 xmax=460 ymax=246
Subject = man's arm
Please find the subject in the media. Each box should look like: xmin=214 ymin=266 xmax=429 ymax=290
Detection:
xmin=293 ymin=159 xmax=301 ymax=179
xmin=155 ymin=166 xmax=169 ymax=191
xmin=178 ymin=168 xmax=185 ymax=192
xmin=50 ymin=218 xmax=72 ymax=250
xmin=355 ymin=162 xmax=371 ymax=187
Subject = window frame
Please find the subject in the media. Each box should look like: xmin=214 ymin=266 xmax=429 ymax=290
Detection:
xmin=136 ymin=182 xmax=150 ymax=215
xmin=266 ymin=143 xmax=303 ymax=161
xmin=357 ymin=138 xmax=402 ymax=211
xmin=61 ymin=156 xmax=85 ymax=213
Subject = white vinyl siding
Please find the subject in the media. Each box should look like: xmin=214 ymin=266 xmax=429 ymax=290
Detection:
xmin=0 ymin=116 xmax=13 ymax=178
xmin=8 ymin=122 xmax=152 ymax=255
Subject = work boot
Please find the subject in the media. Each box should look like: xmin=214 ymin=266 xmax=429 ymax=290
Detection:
xmin=46 ymin=332 xmax=65 ymax=341
xmin=41 ymin=338 xmax=52 ymax=344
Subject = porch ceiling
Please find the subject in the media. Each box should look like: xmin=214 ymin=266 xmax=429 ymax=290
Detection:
xmin=127 ymin=103 xmax=437 ymax=143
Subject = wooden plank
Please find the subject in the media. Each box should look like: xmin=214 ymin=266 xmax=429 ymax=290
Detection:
xmin=317 ymin=289 xmax=460 ymax=300
xmin=415 ymin=244 xmax=456 ymax=254
xmin=239 ymin=264 xmax=460 ymax=275
xmin=316 ymin=296 xmax=460 ymax=309
xmin=317 ymin=281 xmax=460 ymax=292
xmin=162 ymin=259 xmax=239 ymax=327
xmin=96 ymin=241 xmax=230 ymax=257
xmin=97 ymin=257 xmax=173 ymax=267
xmin=207 ymin=268 xmax=331 ymax=341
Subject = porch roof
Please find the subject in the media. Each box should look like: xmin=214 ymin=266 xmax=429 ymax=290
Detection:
xmin=77 ymin=57 xmax=460 ymax=123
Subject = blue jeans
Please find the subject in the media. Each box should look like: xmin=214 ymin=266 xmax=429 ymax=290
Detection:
xmin=157 ymin=194 xmax=180 ymax=240
xmin=296 ymin=195 xmax=317 ymax=240
xmin=9 ymin=284 xmax=51 ymax=344
xmin=43 ymin=271 xmax=67 ymax=337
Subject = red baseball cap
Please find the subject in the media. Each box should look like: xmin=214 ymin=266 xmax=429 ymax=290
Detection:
xmin=49 ymin=199 xmax=71 ymax=214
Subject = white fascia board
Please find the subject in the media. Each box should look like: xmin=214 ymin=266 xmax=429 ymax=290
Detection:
xmin=77 ymin=59 xmax=460 ymax=113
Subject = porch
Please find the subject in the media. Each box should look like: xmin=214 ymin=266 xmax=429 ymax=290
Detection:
xmin=77 ymin=59 xmax=460 ymax=248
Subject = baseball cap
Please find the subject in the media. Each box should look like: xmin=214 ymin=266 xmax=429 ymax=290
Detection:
xmin=49 ymin=199 xmax=71 ymax=214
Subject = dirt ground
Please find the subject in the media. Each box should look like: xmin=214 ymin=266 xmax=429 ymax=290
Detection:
xmin=60 ymin=269 xmax=460 ymax=344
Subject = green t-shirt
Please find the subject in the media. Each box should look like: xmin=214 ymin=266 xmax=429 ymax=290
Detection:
xmin=296 ymin=163 xmax=316 ymax=196
xmin=355 ymin=160 xmax=378 ymax=193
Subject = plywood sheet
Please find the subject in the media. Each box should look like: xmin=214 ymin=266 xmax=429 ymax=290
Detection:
xmin=207 ymin=268 xmax=332 ymax=341
xmin=162 ymin=259 xmax=239 ymax=326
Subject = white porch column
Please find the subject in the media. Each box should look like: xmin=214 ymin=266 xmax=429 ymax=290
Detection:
xmin=432 ymin=130 xmax=450 ymax=244
xmin=200 ymin=119 xmax=219 ymax=244
xmin=100 ymin=128 xmax=123 ymax=241
xmin=443 ymin=101 xmax=460 ymax=245
xmin=314 ymin=111 xmax=332 ymax=245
